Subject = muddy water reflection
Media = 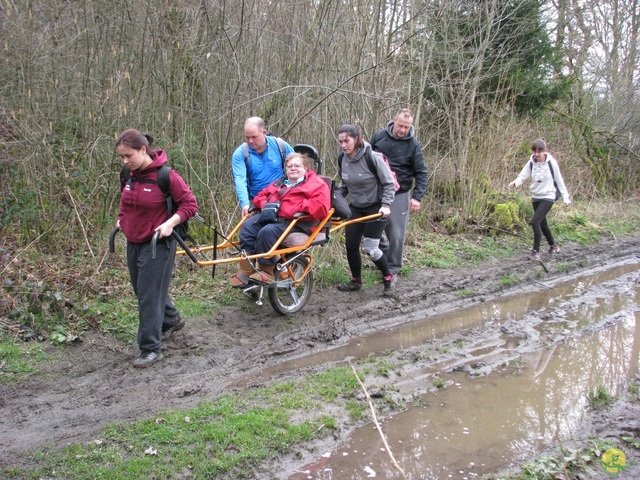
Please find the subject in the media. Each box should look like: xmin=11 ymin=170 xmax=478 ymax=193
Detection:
xmin=317 ymin=314 xmax=640 ymax=480
xmin=289 ymin=264 xmax=640 ymax=480
xmin=263 ymin=261 xmax=640 ymax=379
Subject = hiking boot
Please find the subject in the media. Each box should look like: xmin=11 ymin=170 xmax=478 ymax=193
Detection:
xmin=249 ymin=263 xmax=275 ymax=284
xmin=230 ymin=272 xmax=251 ymax=287
xmin=230 ymin=258 xmax=252 ymax=288
xmin=548 ymin=245 xmax=560 ymax=255
xmin=383 ymin=274 xmax=395 ymax=295
xmin=162 ymin=317 xmax=185 ymax=337
xmin=528 ymin=249 xmax=541 ymax=261
xmin=132 ymin=351 xmax=163 ymax=368
xmin=337 ymin=278 xmax=362 ymax=292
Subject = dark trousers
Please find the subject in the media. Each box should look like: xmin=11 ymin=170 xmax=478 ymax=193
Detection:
xmin=239 ymin=214 xmax=298 ymax=266
xmin=531 ymin=199 xmax=556 ymax=252
xmin=127 ymin=238 xmax=180 ymax=353
xmin=345 ymin=205 xmax=390 ymax=280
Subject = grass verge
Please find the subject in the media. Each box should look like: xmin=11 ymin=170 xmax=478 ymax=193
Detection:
xmin=0 ymin=366 xmax=368 ymax=479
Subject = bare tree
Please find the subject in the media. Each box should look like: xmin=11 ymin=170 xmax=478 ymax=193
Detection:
xmin=550 ymin=0 xmax=640 ymax=194
xmin=1 ymin=0 xmax=636 ymax=250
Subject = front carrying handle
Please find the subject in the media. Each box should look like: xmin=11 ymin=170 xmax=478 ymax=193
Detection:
xmin=151 ymin=231 xmax=161 ymax=259
xmin=109 ymin=228 xmax=119 ymax=254
xmin=150 ymin=230 xmax=199 ymax=263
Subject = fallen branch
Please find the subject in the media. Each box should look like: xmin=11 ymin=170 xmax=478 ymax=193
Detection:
xmin=349 ymin=361 xmax=407 ymax=479
xmin=94 ymin=247 xmax=110 ymax=276
xmin=536 ymin=259 xmax=550 ymax=274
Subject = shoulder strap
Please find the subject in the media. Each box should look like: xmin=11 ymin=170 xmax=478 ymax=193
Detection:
xmin=530 ymin=160 xmax=560 ymax=198
xmin=365 ymin=146 xmax=400 ymax=191
xmin=243 ymin=137 xmax=287 ymax=167
xmin=121 ymin=165 xmax=171 ymax=189
xmin=338 ymin=148 xmax=378 ymax=177
xmin=120 ymin=165 xmax=175 ymax=217
xmin=275 ymin=137 xmax=286 ymax=163
xmin=242 ymin=142 xmax=252 ymax=192
xmin=267 ymin=176 xmax=304 ymax=203
xmin=364 ymin=146 xmax=378 ymax=175
xmin=156 ymin=166 xmax=172 ymax=197
xmin=530 ymin=159 xmax=557 ymax=180
xmin=242 ymin=142 xmax=250 ymax=167
xmin=547 ymin=161 xmax=560 ymax=195
xmin=339 ymin=148 xmax=381 ymax=182
xmin=337 ymin=151 xmax=345 ymax=178
xmin=120 ymin=165 xmax=131 ymax=190
xmin=547 ymin=161 xmax=555 ymax=180
xmin=156 ymin=166 xmax=174 ymax=215
xmin=243 ymin=138 xmax=286 ymax=191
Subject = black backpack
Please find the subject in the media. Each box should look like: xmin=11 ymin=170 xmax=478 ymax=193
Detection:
xmin=120 ymin=165 xmax=190 ymax=240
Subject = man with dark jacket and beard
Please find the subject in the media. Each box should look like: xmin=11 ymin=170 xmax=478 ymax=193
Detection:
xmin=370 ymin=108 xmax=428 ymax=274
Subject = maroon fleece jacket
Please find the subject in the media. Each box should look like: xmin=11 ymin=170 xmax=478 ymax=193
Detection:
xmin=118 ymin=150 xmax=197 ymax=243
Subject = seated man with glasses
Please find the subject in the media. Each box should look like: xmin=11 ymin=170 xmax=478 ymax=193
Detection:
xmin=230 ymin=152 xmax=331 ymax=286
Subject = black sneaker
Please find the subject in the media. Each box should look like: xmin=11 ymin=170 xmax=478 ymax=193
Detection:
xmin=383 ymin=274 xmax=395 ymax=294
xmin=548 ymin=245 xmax=560 ymax=255
xmin=527 ymin=250 xmax=541 ymax=261
xmin=337 ymin=278 xmax=362 ymax=292
xmin=162 ymin=317 xmax=185 ymax=337
xmin=132 ymin=351 xmax=163 ymax=368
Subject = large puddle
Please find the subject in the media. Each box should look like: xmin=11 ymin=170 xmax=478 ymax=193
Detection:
xmin=259 ymin=262 xmax=640 ymax=379
xmin=286 ymin=260 xmax=640 ymax=479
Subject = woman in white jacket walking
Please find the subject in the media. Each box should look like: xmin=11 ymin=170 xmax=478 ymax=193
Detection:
xmin=509 ymin=138 xmax=571 ymax=260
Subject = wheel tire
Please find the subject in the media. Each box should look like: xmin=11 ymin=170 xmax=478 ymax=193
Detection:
xmin=268 ymin=256 xmax=313 ymax=315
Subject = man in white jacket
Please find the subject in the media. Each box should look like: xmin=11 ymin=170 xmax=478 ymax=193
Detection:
xmin=509 ymin=138 xmax=571 ymax=261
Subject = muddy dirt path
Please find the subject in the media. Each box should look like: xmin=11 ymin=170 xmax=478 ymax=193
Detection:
xmin=1 ymin=235 xmax=639 ymax=473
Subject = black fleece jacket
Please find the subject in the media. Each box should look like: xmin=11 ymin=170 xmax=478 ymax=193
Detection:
xmin=370 ymin=121 xmax=428 ymax=201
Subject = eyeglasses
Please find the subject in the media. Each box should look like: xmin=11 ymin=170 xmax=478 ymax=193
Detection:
xmin=286 ymin=164 xmax=304 ymax=169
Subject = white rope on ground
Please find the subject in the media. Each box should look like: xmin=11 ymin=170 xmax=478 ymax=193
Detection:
xmin=349 ymin=361 xmax=407 ymax=480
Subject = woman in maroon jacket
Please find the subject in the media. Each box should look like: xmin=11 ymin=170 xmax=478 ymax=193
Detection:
xmin=116 ymin=129 xmax=197 ymax=368
xmin=231 ymin=152 xmax=331 ymax=286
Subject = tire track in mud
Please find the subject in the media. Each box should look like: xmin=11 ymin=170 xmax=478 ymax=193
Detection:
xmin=1 ymin=235 xmax=639 ymax=467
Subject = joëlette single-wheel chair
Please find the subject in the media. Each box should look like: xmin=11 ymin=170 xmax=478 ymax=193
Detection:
xmin=110 ymin=144 xmax=381 ymax=315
